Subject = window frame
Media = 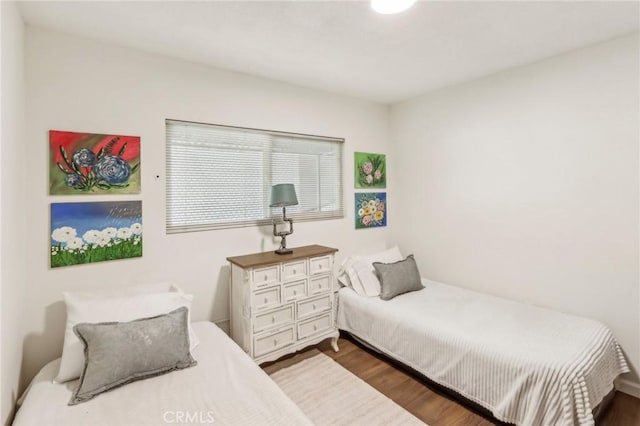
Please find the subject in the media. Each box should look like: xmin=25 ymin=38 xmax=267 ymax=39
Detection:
xmin=165 ymin=119 xmax=344 ymax=234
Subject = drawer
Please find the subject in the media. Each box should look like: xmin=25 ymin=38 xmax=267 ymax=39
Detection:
xmin=309 ymin=255 xmax=332 ymax=275
xmin=309 ymin=274 xmax=331 ymax=295
xmin=282 ymin=260 xmax=307 ymax=282
xmin=252 ymin=265 xmax=279 ymax=288
xmin=254 ymin=304 xmax=294 ymax=333
xmin=297 ymin=313 xmax=332 ymax=340
xmin=254 ymin=326 xmax=295 ymax=358
xmin=297 ymin=294 xmax=332 ymax=320
xmin=252 ymin=285 xmax=280 ymax=311
xmin=282 ymin=279 xmax=307 ymax=302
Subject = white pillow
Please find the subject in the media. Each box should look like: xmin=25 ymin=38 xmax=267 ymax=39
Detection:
xmin=336 ymin=257 xmax=354 ymax=288
xmin=54 ymin=292 xmax=197 ymax=383
xmin=55 ymin=282 xmax=198 ymax=363
xmin=348 ymin=258 xmax=380 ymax=296
xmin=338 ymin=258 xmax=371 ymax=295
xmin=344 ymin=258 xmax=368 ymax=296
xmin=66 ymin=282 xmax=180 ymax=299
xmin=340 ymin=247 xmax=404 ymax=297
xmin=361 ymin=246 xmax=404 ymax=267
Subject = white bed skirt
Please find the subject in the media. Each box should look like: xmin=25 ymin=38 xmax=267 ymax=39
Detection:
xmin=336 ymin=280 xmax=629 ymax=426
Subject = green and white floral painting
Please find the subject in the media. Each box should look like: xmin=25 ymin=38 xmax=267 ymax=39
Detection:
xmin=355 ymin=192 xmax=386 ymax=229
xmin=50 ymin=201 xmax=142 ymax=268
xmin=354 ymin=152 xmax=386 ymax=188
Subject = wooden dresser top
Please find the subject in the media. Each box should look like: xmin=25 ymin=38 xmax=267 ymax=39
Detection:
xmin=227 ymin=244 xmax=338 ymax=268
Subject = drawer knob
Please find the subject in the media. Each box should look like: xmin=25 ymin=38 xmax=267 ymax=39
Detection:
xmin=264 ymin=297 xmax=268 ymax=304
xmin=293 ymin=268 xmax=296 ymax=274
xmin=264 ymin=275 xmax=268 ymax=281
xmin=319 ymin=264 xmax=323 ymax=269
xmin=293 ymin=289 xmax=297 ymax=295
xmin=318 ymin=283 xmax=322 ymax=288
xmin=274 ymin=339 xmax=278 ymax=346
xmin=271 ymin=315 xmax=276 ymax=323
xmin=312 ymin=304 xmax=316 ymax=310
xmin=313 ymin=325 xmax=318 ymax=331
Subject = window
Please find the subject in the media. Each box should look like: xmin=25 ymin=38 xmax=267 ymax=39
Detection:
xmin=166 ymin=119 xmax=344 ymax=233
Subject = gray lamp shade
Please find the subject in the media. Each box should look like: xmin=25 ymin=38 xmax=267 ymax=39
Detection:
xmin=270 ymin=184 xmax=298 ymax=207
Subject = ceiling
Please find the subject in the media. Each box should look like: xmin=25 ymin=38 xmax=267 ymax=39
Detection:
xmin=17 ymin=1 xmax=640 ymax=104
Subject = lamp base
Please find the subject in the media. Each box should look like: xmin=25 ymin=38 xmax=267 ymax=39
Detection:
xmin=273 ymin=214 xmax=294 ymax=255
xmin=275 ymin=247 xmax=293 ymax=255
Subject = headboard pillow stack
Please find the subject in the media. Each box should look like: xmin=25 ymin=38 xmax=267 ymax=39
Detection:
xmin=338 ymin=247 xmax=424 ymax=300
xmin=337 ymin=246 xmax=403 ymax=296
xmin=55 ymin=282 xmax=199 ymax=405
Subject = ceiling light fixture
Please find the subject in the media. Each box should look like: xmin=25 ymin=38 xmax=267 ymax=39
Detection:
xmin=371 ymin=0 xmax=417 ymax=15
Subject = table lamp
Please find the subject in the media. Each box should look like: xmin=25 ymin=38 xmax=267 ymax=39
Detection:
xmin=270 ymin=183 xmax=298 ymax=255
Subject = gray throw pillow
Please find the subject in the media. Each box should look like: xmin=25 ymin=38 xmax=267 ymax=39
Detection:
xmin=69 ymin=306 xmax=197 ymax=405
xmin=373 ymin=255 xmax=424 ymax=300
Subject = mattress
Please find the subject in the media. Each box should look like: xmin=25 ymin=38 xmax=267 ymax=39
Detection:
xmin=336 ymin=280 xmax=629 ymax=426
xmin=13 ymin=321 xmax=312 ymax=426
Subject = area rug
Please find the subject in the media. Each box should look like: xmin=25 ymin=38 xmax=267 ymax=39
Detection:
xmin=269 ymin=353 xmax=426 ymax=426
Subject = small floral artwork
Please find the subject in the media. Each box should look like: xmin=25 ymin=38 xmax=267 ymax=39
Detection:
xmin=50 ymin=201 xmax=142 ymax=268
xmin=355 ymin=192 xmax=386 ymax=229
xmin=354 ymin=152 xmax=386 ymax=188
xmin=49 ymin=130 xmax=140 ymax=195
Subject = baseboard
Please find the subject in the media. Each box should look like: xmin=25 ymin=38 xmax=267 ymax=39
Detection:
xmin=214 ymin=318 xmax=230 ymax=335
xmin=615 ymin=378 xmax=640 ymax=398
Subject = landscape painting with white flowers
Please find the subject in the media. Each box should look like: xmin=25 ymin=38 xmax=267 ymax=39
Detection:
xmin=50 ymin=201 xmax=142 ymax=268
xmin=49 ymin=130 xmax=140 ymax=195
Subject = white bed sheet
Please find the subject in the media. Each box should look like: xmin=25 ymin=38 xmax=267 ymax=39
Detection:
xmin=336 ymin=280 xmax=629 ymax=426
xmin=13 ymin=321 xmax=312 ymax=426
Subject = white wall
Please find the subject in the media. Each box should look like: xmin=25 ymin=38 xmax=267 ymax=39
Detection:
xmin=1 ymin=2 xmax=26 ymax=424
xmin=390 ymin=34 xmax=640 ymax=395
xmin=22 ymin=27 xmax=390 ymax=388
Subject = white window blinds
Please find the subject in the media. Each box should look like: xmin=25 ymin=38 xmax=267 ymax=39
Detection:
xmin=166 ymin=119 xmax=344 ymax=233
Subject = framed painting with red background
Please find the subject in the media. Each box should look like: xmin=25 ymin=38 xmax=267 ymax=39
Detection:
xmin=49 ymin=130 xmax=140 ymax=195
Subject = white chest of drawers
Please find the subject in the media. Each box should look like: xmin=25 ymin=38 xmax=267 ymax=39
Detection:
xmin=228 ymin=245 xmax=340 ymax=364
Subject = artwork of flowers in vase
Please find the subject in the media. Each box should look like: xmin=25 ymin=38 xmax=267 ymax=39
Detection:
xmin=50 ymin=201 xmax=142 ymax=268
xmin=354 ymin=152 xmax=386 ymax=188
xmin=355 ymin=192 xmax=386 ymax=229
xmin=49 ymin=130 xmax=140 ymax=195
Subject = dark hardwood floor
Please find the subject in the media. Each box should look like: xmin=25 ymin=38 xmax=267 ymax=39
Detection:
xmin=263 ymin=334 xmax=640 ymax=426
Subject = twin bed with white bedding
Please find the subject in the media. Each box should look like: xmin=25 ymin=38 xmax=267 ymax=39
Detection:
xmin=336 ymin=278 xmax=629 ymax=426
xmin=14 ymin=321 xmax=311 ymax=426
xmin=14 ymin=282 xmax=311 ymax=426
